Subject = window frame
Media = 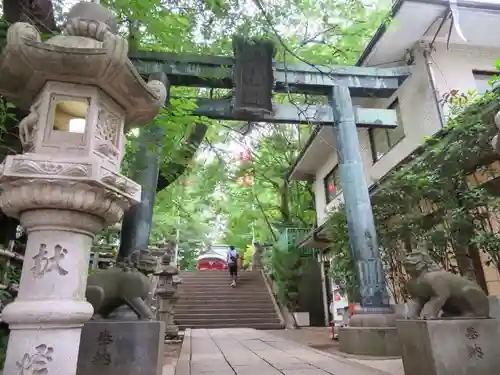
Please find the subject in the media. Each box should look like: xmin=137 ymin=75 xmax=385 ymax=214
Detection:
xmin=472 ymin=70 xmax=499 ymax=95
xmin=323 ymin=164 xmax=341 ymax=205
xmin=369 ymin=98 xmax=405 ymax=163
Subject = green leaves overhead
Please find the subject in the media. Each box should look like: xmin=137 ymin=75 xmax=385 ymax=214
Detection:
xmin=116 ymin=0 xmax=392 ymax=261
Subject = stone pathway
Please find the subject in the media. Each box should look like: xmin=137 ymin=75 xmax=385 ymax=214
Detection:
xmin=174 ymin=328 xmax=398 ymax=375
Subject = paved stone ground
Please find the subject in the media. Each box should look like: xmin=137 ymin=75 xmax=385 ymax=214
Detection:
xmin=266 ymin=328 xmax=403 ymax=375
xmin=174 ymin=328 xmax=399 ymax=375
xmin=267 ymin=328 xmax=339 ymax=351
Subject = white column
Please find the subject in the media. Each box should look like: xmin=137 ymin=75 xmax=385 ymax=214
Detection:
xmin=2 ymin=208 xmax=102 ymax=375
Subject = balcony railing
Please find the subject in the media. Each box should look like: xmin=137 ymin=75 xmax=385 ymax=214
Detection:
xmin=277 ymin=227 xmax=318 ymax=258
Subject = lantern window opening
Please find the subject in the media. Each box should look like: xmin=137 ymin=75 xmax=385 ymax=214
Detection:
xmin=69 ymin=118 xmax=86 ymax=133
xmin=51 ymin=96 xmax=90 ymax=134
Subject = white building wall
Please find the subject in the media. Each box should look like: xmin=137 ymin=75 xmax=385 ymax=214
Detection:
xmin=314 ymin=41 xmax=500 ymax=227
xmin=314 ymin=129 xmax=374 ymax=225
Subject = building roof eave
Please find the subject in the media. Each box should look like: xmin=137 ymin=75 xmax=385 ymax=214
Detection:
xmin=357 ymin=0 xmax=500 ymax=67
xmin=285 ymin=125 xmax=321 ymax=182
xmin=355 ymin=0 xmax=408 ymax=67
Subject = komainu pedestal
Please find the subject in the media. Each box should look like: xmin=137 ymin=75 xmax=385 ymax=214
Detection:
xmin=76 ymin=321 xmax=165 ymax=375
xmin=396 ymin=251 xmax=496 ymax=374
xmin=397 ymin=319 xmax=500 ymax=375
xmin=339 ymin=311 xmax=401 ymax=357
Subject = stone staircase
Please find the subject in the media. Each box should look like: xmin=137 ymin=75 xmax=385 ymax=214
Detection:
xmin=175 ymin=270 xmax=284 ymax=330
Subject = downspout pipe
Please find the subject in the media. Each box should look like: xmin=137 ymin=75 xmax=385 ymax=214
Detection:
xmin=422 ymin=44 xmax=446 ymax=128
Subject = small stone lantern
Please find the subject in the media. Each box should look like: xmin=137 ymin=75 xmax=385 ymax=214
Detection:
xmin=154 ymin=251 xmax=182 ymax=339
xmin=0 ymin=2 xmax=166 ymax=375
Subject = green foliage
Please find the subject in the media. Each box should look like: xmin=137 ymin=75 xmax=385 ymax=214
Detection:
xmin=270 ymin=239 xmax=305 ymax=311
xmin=242 ymin=244 xmax=253 ymax=268
xmin=0 ymin=333 xmax=7 ymax=369
xmin=471 ymin=232 xmax=500 ymax=268
xmin=221 ymin=126 xmax=316 ymax=251
xmin=324 ymin=206 xmax=360 ymax=302
xmin=372 ymin=85 xmax=500 ymax=271
xmin=78 ymin=0 xmax=390 ymax=267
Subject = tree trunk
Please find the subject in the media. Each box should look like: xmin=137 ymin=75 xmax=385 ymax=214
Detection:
xmin=279 ymin=182 xmax=291 ymax=224
xmin=3 ymin=0 xmax=58 ymax=34
xmin=156 ymin=123 xmax=208 ymax=191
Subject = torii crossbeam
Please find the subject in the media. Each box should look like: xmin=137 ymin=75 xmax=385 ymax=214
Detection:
xmin=130 ymin=51 xmax=409 ymax=128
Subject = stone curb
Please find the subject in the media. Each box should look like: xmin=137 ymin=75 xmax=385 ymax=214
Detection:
xmin=174 ymin=328 xmax=191 ymax=375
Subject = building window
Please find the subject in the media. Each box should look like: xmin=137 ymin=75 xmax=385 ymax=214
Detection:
xmin=473 ymin=71 xmax=497 ymax=95
xmin=324 ymin=165 xmax=341 ymax=204
xmin=369 ymin=99 xmax=405 ymax=162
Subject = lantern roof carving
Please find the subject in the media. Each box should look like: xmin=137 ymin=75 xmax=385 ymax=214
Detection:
xmin=0 ymin=1 xmax=166 ymax=128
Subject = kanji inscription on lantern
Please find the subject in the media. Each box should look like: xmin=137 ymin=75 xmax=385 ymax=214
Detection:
xmin=465 ymin=326 xmax=484 ymax=360
xmin=16 ymin=344 xmax=54 ymax=375
xmin=465 ymin=326 xmax=479 ymax=340
xmin=92 ymin=329 xmax=114 ymax=366
xmin=30 ymin=244 xmax=69 ymax=279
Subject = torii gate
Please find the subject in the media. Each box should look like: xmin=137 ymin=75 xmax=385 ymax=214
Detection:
xmin=124 ymin=43 xmax=411 ymax=318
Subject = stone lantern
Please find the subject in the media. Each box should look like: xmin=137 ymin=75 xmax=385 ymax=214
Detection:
xmin=0 ymin=2 xmax=166 ymax=375
xmin=154 ymin=251 xmax=182 ymax=339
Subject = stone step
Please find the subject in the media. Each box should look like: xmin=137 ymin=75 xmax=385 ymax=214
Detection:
xmin=178 ymin=273 xmax=260 ymax=279
xmin=177 ymin=295 xmax=271 ymax=302
xmin=179 ymin=268 xmax=260 ymax=275
xmin=178 ymin=281 xmax=266 ymax=287
xmin=179 ymin=289 xmax=267 ymax=293
xmin=176 ymin=312 xmax=278 ymax=320
xmin=179 ymin=271 xmax=257 ymax=274
xmin=176 ymin=308 xmax=276 ymax=315
xmin=177 ymin=304 xmax=275 ymax=311
xmin=179 ymin=289 xmax=263 ymax=293
xmin=178 ymin=278 xmax=261 ymax=283
xmin=177 ymin=289 xmax=268 ymax=295
xmin=177 ymin=316 xmax=282 ymax=325
xmin=175 ymin=270 xmax=281 ymax=330
xmin=175 ymin=306 xmax=275 ymax=315
xmin=176 ymin=300 xmax=275 ymax=309
xmin=179 ymin=292 xmax=269 ymax=302
xmin=178 ymin=321 xmax=283 ymax=330
xmin=179 ymin=282 xmax=265 ymax=287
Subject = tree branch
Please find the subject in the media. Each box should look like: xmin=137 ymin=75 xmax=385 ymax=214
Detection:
xmin=157 ymin=123 xmax=208 ymax=191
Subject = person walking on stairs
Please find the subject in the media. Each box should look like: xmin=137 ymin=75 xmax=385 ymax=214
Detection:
xmin=227 ymin=245 xmax=239 ymax=287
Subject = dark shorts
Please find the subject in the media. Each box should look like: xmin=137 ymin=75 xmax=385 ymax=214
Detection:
xmin=228 ymin=263 xmax=238 ymax=277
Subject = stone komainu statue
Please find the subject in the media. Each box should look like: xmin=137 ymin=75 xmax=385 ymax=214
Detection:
xmin=86 ymin=249 xmax=157 ymax=320
xmin=402 ymin=251 xmax=489 ymax=319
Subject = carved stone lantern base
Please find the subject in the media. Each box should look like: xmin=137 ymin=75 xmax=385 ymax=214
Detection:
xmin=0 ymin=179 xmax=130 ymax=375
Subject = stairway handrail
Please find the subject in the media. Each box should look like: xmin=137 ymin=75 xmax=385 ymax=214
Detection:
xmin=260 ymin=269 xmax=285 ymax=328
